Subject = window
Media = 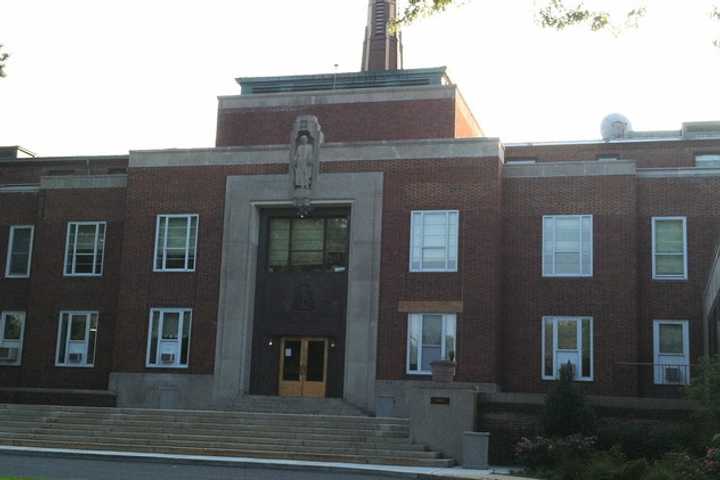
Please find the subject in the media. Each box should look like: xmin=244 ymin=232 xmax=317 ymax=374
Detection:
xmin=64 ymin=222 xmax=106 ymax=276
xmin=652 ymin=217 xmax=687 ymax=280
xmin=146 ymin=308 xmax=192 ymax=368
xmin=410 ymin=211 xmax=459 ymax=272
xmin=696 ymin=154 xmax=720 ymax=166
xmin=506 ymin=158 xmax=537 ymax=165
xmin=597 ymin=154 xmax=620 ymax=161
xmin=154 ymin=215 xmax=199 ymax=272
xmin=407 ymin=313 xmax=456 ymax=374
xmin=56 ymin=311 xmax=98 ymax=367
xmin=268 ymin=217 xmax=348 ymax=273
xmin=542 ymin=215 xmax=593 ymax=277
xmin=542 ymin=316 xmax=593 ymax=381
xmin=5 ymin=225 xmax=34 ymax=278
xmin=653 ymin=320 xmax=690 ymax=385
xmin=0 ymin=312 xmax=25 ymax=366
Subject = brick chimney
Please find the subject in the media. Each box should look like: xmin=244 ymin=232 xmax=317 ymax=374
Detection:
xmin=361 ymin=0 xmax=403 ymax=71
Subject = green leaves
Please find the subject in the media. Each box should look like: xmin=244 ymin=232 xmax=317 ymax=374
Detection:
xmin=392 ymin=0 xmax=462 ymax=30
xmin=536 ymin=0 xmax=646 ymax=33
xmin=0 ymin=44 xmax=8 ymax=78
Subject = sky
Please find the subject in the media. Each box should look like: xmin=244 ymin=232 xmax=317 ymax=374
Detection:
xmin=0 ymin=0 xmax=719 ymax=157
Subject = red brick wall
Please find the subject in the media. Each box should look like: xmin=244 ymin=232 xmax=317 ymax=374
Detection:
xmin=0 ymin=188 xmax=125 ymax=390
xmin=637 ymin=176 xmax=720 ymax=395
xmin=216 ymin=99 xmax=457 ymax=146
xmin=501 ymin=175 xmax=640 ymax=396
xmin=506 ymin=140 xmax=720 ymax=169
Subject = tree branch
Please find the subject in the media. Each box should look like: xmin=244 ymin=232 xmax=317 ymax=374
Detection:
xmin=0 ymin=44 xmax=9 ymax=79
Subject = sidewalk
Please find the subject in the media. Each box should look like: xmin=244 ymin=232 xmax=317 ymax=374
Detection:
xmin=0 ymin=446 xmax=531 ymax=480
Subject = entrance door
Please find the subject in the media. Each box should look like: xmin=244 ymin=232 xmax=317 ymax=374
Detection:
xmin=279 ymin=337 xmax=328 ymax=397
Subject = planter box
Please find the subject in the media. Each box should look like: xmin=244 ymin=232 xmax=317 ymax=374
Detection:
xmin=430 ymin=360 xmax=456 ymax=383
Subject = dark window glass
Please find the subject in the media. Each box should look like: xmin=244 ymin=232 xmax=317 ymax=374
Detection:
xmin=306 ymin=340 xmax=326 ymax=382
xmin=268 ymin=217 xmax=348 ymax=272
xmin=282 ymin=340 xmax=301 ymax=381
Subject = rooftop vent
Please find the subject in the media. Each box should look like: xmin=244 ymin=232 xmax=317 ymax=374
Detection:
xmin=601 ymin=114 xmax=633 ymax=140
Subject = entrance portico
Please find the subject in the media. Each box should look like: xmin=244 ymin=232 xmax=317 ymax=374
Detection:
xmin=213 ymin=171 xmax=384 ymax=411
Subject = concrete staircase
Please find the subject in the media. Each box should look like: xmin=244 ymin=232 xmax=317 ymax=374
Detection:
xmin=0 ymin=403 xmax=454 ymax=467
xmin=232 ymin=395 xmax=368 ymax=416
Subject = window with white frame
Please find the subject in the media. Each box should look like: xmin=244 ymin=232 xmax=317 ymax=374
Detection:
xmin=653 ymin=320 xmax=690 ymax=385
xmin=652 ymin=217 xmax=687 ymax=280
xmin=56 ymin=311 xmax=98 ymax=367
xmin=407 ymin=313 xmax=456 ymax=374
xmin=146 ymin=308 xmax=192 ymax=368
xmin=542 ymin=215 xmax=593 ymax=277
xmin=5 ymin=225 xmax=34 ymax=278
xmin=0 ymin=312 xmax=25 ymax=366
xmin=410 ymin=211 xmax=459 ymax=272
xmin=154 ymin=215 xmax=199 ymax=272
xmin=64 ymin=222 xmax=106 ymax=276
xmin=542 ymin=316 xmax=593 ymax=381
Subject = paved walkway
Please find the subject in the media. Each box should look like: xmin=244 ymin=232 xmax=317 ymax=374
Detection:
xmin=0 ymin=446 xmax=528 ymax=480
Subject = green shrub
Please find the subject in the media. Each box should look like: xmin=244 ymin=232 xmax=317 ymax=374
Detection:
xmin=596 ymin=419 xmax=703 ymax=460
xmin=687 ymin=355 xmax=720 ymax=431
xmin=543 ymin=363 xmax=596 ymax=437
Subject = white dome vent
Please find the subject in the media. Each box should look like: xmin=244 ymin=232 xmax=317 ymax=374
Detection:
xmin=601 ymin=114 xmax=633 ymax=140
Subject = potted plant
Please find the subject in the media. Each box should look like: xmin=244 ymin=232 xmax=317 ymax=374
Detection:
xmin=430 ymin=351 xmax=456 ymax=383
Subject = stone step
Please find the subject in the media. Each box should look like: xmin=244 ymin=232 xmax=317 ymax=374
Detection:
xmin=0 ymin=432 xmax=439 ymax=458
xmin=0 ymin=429 xmax=425 ymax=450
xmin=0 ymin=423 xmax=418 ymax=446
xmin=231 ymin=395 xmax=369 ymax=416
xmin=4 ymin=418 xmax=409 ymax=438
xmin=0 ymin=404 xmax=398 ymax=424
xmin=0 ymin=438 xmax=455 ymax=467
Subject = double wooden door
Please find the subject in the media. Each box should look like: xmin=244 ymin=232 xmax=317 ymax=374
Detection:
xmin=278 ymin=337 xmax=328 ymax=397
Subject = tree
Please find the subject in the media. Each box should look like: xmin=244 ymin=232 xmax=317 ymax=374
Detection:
xmin=394 ymin=0 xmax=719 ymax=46
xmin=686 ymin=354 xmax=720 ymax=430
xmin=543 ymin=363 xmax=596 ymax=437
xmin=0 ymin=44 xmax=8 ymax=78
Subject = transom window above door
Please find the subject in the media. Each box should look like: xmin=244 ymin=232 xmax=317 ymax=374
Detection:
xmin=410 ymin=210 xmax=459 ymax=272
xmin=268 ymin=217 xmax=348 ymax=273
xmin=154 ymin=214 xmax=199 ymax=272
xmin=542 ymin=215 xmax=593 ymax=277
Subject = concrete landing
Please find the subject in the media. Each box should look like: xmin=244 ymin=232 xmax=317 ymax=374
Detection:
xmin=0 ymin=446 xmax=529 ymax=480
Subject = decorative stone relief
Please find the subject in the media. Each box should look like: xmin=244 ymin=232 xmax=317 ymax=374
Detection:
xmin=289 ymin=115 xmax=324 ymax=216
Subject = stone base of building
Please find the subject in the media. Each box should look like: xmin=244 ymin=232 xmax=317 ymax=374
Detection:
xmin=109 ymin=373 xmax=214 ymax=410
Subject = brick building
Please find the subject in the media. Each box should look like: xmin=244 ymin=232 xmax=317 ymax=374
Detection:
xmin=1 ymin=1 xmax=720 ymax=414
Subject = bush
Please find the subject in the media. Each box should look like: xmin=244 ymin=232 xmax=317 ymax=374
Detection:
xmin=543 ymin=363 xmax=596 ymax=436
xmin=703 ymin=434 xmax=720 ymax=476
xmin=596 ymin=419 xmax=703 ymax=460
xmin=687 ymin=355 xmax=720 ymax=431
xmin=514 ymin=435 xmax=596 ymax=469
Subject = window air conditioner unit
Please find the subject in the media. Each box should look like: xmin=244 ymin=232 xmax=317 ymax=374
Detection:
xmin=161 ymin=353 xmax=176 ymax=364
xmin=0 ymin=347 xmax=18 ymax=362
xmin=664 ymin=366 xmax=684 ymax=384
xmin=68 ymin=353 xmax=83 ymax=364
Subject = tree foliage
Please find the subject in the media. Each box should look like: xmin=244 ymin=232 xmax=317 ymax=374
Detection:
xmin=543 ymin=363 xmax=596 ymax=437
xmin=687 ymin=355 xmax=720 ymax=430
xmin=395 ymin=0 xmax=720 ymax=47
xmin=0 ymin=44 xmax=8 ymax=78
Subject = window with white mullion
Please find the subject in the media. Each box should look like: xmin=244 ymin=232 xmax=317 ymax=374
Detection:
xmin=652 ymin=217 xmax=687 ymax=280
xmin=542 ymin=316 xmax=593 ymax=381
xmin=154 ymin=215 xmax=199 ymax=272
xmin=407 ymin=313 xmax=457 ymax=374
xmin=0 ymin=311 xmax=25 ymax=366
xmin=146 ymin=308 xmax=192 ymax=368
xmin=410 ymin=210 xmax=459 ymax=272
xmin=5 ymin=225 xmax=34 ymax=278
xmin=55 ymin=311 xmax=98 ymax=367
xmin=542 ymin=215 xmax=592 ymax=277
xmin=64 ymin=222 xmax=106 ymax=277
